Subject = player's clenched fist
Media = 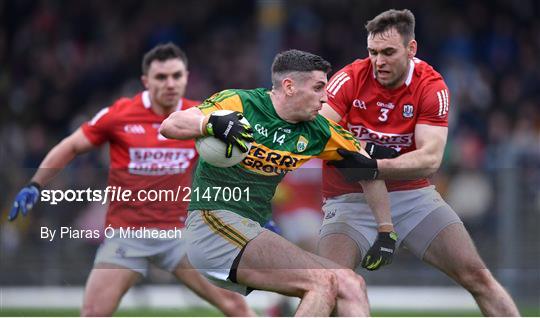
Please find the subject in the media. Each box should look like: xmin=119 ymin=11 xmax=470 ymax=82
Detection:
xmin=206 ymin=111 xmax=254 ymax=158
xmin=8 ymin=182 xmax=41 ymax=221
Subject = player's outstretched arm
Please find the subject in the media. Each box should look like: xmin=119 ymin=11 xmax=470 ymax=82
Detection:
xmin=327 ymin=145 xmax=397 ymax=270
xmin=320 ymin=103 xmax=342 ymax=123
xmin=9 ymin=128 xmax=95 ymax=221
xmin=159 ymin=107 xmax=207 ymax=140
xmin=359 ymin=178 xmax=397 ymax=270
xmin=376 ymin=124 xmax=447 ymax=180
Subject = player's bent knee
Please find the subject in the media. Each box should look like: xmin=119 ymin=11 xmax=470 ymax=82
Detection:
xmin=456 ymin=267 xmax=495 ymax=295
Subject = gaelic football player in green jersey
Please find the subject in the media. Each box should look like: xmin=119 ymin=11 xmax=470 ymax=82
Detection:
xmin=160 ymin=49 xmax=394 ymax=316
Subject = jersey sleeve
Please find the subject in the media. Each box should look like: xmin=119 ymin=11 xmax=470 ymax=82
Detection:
xmin=80 ymin=98 xmax=127 ymax=145
xmin=318 ymin=119 xmax=362 ymax=160
xmin=417 ymin=80 xmax=450 ymax=127
xmin=326 ymin=65 xmax=354 ymax=118
xmin=81 ymin=107 xmax=114 ymax=146
xmin=197 ymin=90 xmax=244 ymax=115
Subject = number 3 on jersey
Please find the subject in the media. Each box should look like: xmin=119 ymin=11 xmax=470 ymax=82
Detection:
xmin=378 ymin=108 xmax=389 ymax=122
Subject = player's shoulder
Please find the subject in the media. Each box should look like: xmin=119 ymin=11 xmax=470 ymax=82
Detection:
xmin=182 ymin=97 xmax=201 ymax=109
xmin=412 ymin=58 xmax=446 ymax=87
xmin=107 ymin=92 xmax=145 ymax=114
xmin=332 ymin=58 xmax=370 ymax=77
xmin=311 ymin=114 xmax=334 ymax=135
xmin=233 ymin=88 xmax=268 ymax=100
xmin=349 ymin=58 xmax=371 ymax=72
xmin=206 ymin=89 xmax=244 ymax=102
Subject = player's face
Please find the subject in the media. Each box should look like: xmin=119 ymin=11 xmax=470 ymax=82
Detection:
xmin=290 ymin=70 xmax=328 ymax=121
xmin=367 ymin=28 xmax=416 ymax=89
xmin=142 ymin=58 xmax=188 ymax=109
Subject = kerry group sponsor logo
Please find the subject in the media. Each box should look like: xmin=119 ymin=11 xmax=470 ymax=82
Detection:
xmin=128 ymin=147 xmax=196 ymax=175
xmin=241 ymin=144 xmax=308 ymax=176
xmin=347 ymin=124 xmax=413 ymax=151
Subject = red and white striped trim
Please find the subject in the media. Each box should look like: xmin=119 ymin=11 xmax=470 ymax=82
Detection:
xmin=89 ymin=107 xmax=109 ymax=126
xmin=326 ymin=72 xmax=350 ymax=95
xmin=436 ymin=89 xmax=449 ymax=117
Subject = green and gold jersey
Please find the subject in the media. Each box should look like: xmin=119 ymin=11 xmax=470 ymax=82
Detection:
xmin=189 ymin=88 xmax=361 ymax=225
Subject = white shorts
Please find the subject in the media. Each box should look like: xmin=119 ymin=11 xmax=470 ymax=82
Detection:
xmin=94 ymin=229 xmax=187 ymax=277
xmin=320 ymin=186 xmax=462 ymax=259
xmin=276 ymin=208 xmax=322 ymax=244
xmin=185 ymin=210 xmax=264 ymax=295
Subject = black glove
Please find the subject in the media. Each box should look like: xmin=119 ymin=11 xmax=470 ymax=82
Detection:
xmin=365 ymin=142 xmax=399 ymax=159
xmin=361 ymin=231 xmax=398 ymax=271
xmin=327 ymin=149 xmax=378 ymax=181
xmin=206 ymin=111 xmax=254 ymax=158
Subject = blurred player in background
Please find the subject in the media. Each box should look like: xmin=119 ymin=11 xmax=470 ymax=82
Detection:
xmin=159 ymin=49 xmax=396 ymax=316
xmin=272 ymin=158 xmax=323 ymax=253
xmin=320 ymin=9 xmax=519 ymax=316
xmin=8 ymin=43 xmax=253 ymax=316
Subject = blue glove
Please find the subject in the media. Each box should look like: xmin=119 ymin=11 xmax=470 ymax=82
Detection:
xmin=8 ymin=182 xmax=41 ymax=221
xmin=264 ymin=220 xmax=282 ymax=236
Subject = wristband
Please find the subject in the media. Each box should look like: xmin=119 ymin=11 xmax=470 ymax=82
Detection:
xmin=199 ymin=116 xmax=206 ymax=136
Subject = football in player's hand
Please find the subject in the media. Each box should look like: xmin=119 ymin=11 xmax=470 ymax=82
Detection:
xmin=196 ymin=110 xmax=252 ymax=167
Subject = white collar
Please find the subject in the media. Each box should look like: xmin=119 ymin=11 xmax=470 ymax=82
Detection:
xmin=404 ymin=59 xmax=415 ymax=86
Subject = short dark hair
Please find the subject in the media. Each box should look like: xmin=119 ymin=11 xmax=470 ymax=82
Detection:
xmin=271 ymin=49 xmax=331 ymax=88
xmin=365 ymin=9 xmax=415 ymax=45
xmin=142 ymin=42 xmax=188 ymax=74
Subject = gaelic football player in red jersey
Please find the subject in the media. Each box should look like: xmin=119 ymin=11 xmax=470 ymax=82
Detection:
xmin=319 ymin=9 xmax=519 ymax=316
xmin=9 ymin=43 xmax=254 ymax=317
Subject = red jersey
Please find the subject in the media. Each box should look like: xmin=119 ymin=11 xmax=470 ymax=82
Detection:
xmin=323 ymin=58 xmax=450 ymax=196
xmin=273 ymin=159 xmax=323 ymax=216
xmin=81 ymin=91 xmax=199 ymax=229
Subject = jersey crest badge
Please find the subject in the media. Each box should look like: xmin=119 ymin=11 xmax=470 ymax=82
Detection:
xmin=402 ymin=104 xmax=414 ymax=119
xmin=297 ymin=135 xmax=308 ymax=152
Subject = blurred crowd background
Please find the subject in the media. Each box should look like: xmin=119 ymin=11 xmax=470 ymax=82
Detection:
xmin=1 ymin=0 xmax=538 ymax=310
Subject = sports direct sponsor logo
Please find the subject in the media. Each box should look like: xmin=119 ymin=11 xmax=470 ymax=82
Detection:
xmin=128 ymin=147 xmax=196 ymax=175
xmin=347 ymin=124 xmax=413 ymax=149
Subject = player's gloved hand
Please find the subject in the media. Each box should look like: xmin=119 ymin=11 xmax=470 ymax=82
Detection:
xmin=365 ymin=142 xmax=399 ymax=159
xmin=264 ymin=220 xmax=282 ymax=236
xmin=8 ymin=182 xmax=41 ymax=221
xmin=206 ymin=111 xmax=254 ymax=158
xmin=362 ymin=231 xmax=398 ymax=271
xmin=327 ymin=149 xmax=378 ymax=181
